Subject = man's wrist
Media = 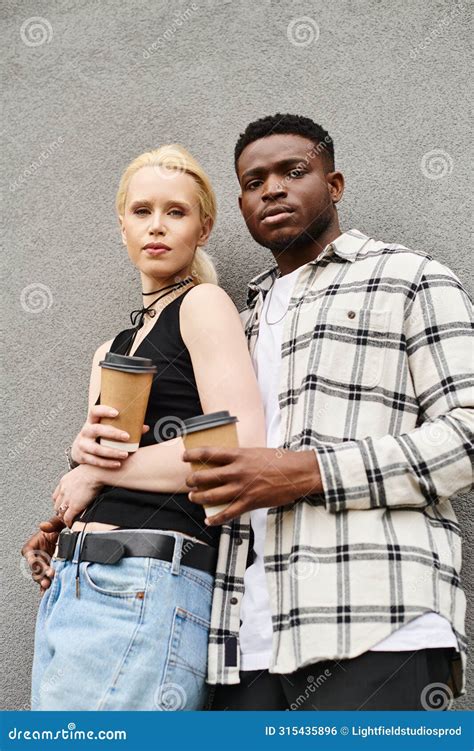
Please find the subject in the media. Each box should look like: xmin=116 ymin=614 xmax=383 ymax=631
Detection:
xmin=303 ymin=449 xmax=323 ymax=495
xmin=288 ymin=450 xmax=323 ymax=499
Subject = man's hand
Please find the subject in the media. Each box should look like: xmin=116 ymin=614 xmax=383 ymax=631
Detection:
xmin=183 ymin=447 xmax=322 ymax=525
xmin=52 ymin=464 xmax=103 ymax=527
xmin=71 ymin=404 xmax=150 ymax=469
xmin=21 ymin=516 xmax=65 ymax=595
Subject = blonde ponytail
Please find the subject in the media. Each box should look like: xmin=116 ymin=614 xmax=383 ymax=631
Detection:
xmin=191 ymin=247 xmax=218 ymax=285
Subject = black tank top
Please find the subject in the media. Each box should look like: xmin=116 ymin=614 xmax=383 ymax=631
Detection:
xmin=78 ymin=289 xmax=220 ymax=547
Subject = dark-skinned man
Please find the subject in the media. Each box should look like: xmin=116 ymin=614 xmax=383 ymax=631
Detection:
xmin=183 ymin=114 xmax=472 ymax=710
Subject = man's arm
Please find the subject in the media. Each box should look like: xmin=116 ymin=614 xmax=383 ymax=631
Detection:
xmin=184 ymin=445 xmax=321 ymax=525
xmin=316 ymin=258 xmax=473 ymax=513
xmin=184 ymin=259 xmax=472 ymax=524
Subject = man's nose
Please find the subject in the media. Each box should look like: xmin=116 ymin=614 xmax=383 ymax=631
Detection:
xmin=261 ymin=178 xmax=288 ymax=201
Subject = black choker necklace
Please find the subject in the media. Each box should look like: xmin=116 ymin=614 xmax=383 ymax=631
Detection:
xmin=125 ymin=276 xmax=193 ymax=355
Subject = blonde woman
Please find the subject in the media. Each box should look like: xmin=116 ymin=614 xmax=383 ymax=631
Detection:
xmin=29 ymin=145 xmax=265 ymax=710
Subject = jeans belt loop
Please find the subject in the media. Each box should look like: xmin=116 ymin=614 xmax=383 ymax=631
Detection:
xmin=170 ymin=534 xmax=183 ymax=576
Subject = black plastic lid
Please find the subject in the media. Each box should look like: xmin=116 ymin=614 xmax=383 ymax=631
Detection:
xmin=181 ymin=410 xmax=238 ymax=435
xmin=99 ymin=352 xmax=157 ymax=374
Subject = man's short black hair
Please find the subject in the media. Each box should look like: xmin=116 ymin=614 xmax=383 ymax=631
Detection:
xmin=234 ymin=113 xmax=335 ymax=173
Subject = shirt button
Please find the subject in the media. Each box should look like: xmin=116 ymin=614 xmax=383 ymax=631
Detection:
xmin=347 ymin=310 xmax=356 ymax=319
xmin=230 ymin=597 xmax=239 ymax=605
xmin=235 ymin=538 xmax=243 ymax=546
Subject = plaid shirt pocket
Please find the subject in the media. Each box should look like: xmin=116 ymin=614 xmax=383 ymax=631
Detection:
xmin=312 ymin=306 xmax=390 ymax=390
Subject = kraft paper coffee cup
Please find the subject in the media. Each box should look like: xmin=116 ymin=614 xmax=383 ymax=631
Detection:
xmin=99 ymin=352 xmax=157 ymax=452
xmin=181 ymin=411 xmax=239 ymax=518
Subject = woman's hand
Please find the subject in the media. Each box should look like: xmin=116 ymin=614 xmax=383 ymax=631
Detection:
xmin=71 ymin=404 xmax=150 ymax=469
xmin=20 ymin=516 xmax=65 ymax=595
xmin=52 ymin=465 xmax=103 ymax=528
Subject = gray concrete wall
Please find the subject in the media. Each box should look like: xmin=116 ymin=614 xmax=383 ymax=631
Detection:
xmin=2 ymin=0 xmax=472 ymax=709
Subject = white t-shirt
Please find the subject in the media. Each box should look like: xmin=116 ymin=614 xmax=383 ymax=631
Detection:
xmin=239 ymin=265 xmax=457 ymax=671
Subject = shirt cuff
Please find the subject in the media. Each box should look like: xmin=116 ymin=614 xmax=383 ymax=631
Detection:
xmin=314 ymin=443 xmax=371 ymax=513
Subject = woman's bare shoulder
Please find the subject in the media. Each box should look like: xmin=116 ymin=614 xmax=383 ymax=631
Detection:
xmin=181 ymin=283 xmax=237 ymax=317
xmin=93 ymin=338 xmax=114 ymax=360
xmin=180 ymin=284 xmax=242 ymax=341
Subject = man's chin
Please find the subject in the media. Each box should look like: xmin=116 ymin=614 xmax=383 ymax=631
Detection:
xmin=258 ymin=229 xmax=306 ymax=253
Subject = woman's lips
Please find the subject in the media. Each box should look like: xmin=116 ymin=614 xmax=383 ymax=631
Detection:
xmin=143 ymin=247 xmax=171 ymax=256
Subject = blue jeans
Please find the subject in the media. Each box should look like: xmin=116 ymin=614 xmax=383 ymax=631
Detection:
xmin=31 ymin=530 xmax=214 ymax=710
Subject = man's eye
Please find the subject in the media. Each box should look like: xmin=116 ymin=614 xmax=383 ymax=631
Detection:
xmin=246 ymin=181 xmax=261 ymax=190
xmin=288 ymin=169 xmax=305 ymax=178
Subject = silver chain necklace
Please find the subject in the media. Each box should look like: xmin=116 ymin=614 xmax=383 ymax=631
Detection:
xmin=264 ymin=277 xmax=288 ymax=326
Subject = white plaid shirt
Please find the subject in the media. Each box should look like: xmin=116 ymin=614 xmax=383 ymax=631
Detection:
xmin=207 ymin=229 xmax=472 ymax=696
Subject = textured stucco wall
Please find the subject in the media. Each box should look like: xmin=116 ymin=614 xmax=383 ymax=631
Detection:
xmin=2 ymin=0 xmax=472 ymax=710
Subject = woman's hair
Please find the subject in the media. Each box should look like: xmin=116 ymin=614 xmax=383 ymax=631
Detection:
xmin=116 ymin=144 xmax=218 ymax=285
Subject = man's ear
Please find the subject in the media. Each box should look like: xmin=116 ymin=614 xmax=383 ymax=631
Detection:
xmin=326 ymin=171 xmax=345 ymax=204
xmin=118 ymin=215 xmax=127 ymax=245
xmin=198 ymin=217 xmax=213 ymax=246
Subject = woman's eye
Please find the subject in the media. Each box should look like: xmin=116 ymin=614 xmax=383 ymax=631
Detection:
xmin=134 ymin=208 xmax=149 ymax=215
xmin=169 ymin=209 xmax=184 ymax=216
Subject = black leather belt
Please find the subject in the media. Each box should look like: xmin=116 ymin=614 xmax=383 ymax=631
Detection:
xmin=56 ymin=530 xmax=217 ymax=575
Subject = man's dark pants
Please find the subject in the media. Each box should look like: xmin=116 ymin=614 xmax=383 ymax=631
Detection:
xmin=209 ymin=648 xmax=457 ymax=710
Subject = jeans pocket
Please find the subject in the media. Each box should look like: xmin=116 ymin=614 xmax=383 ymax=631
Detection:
xmin=43 ymin=560 xmax=63 ymax=617
xmin=156 ymin=606 xmax=210 ymax=710
xmin=83 ymin=557 xmax=149 ymax=598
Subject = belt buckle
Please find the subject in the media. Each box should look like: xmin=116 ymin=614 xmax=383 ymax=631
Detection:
xmin=55 ymin=529 xmax=76 ymax=561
